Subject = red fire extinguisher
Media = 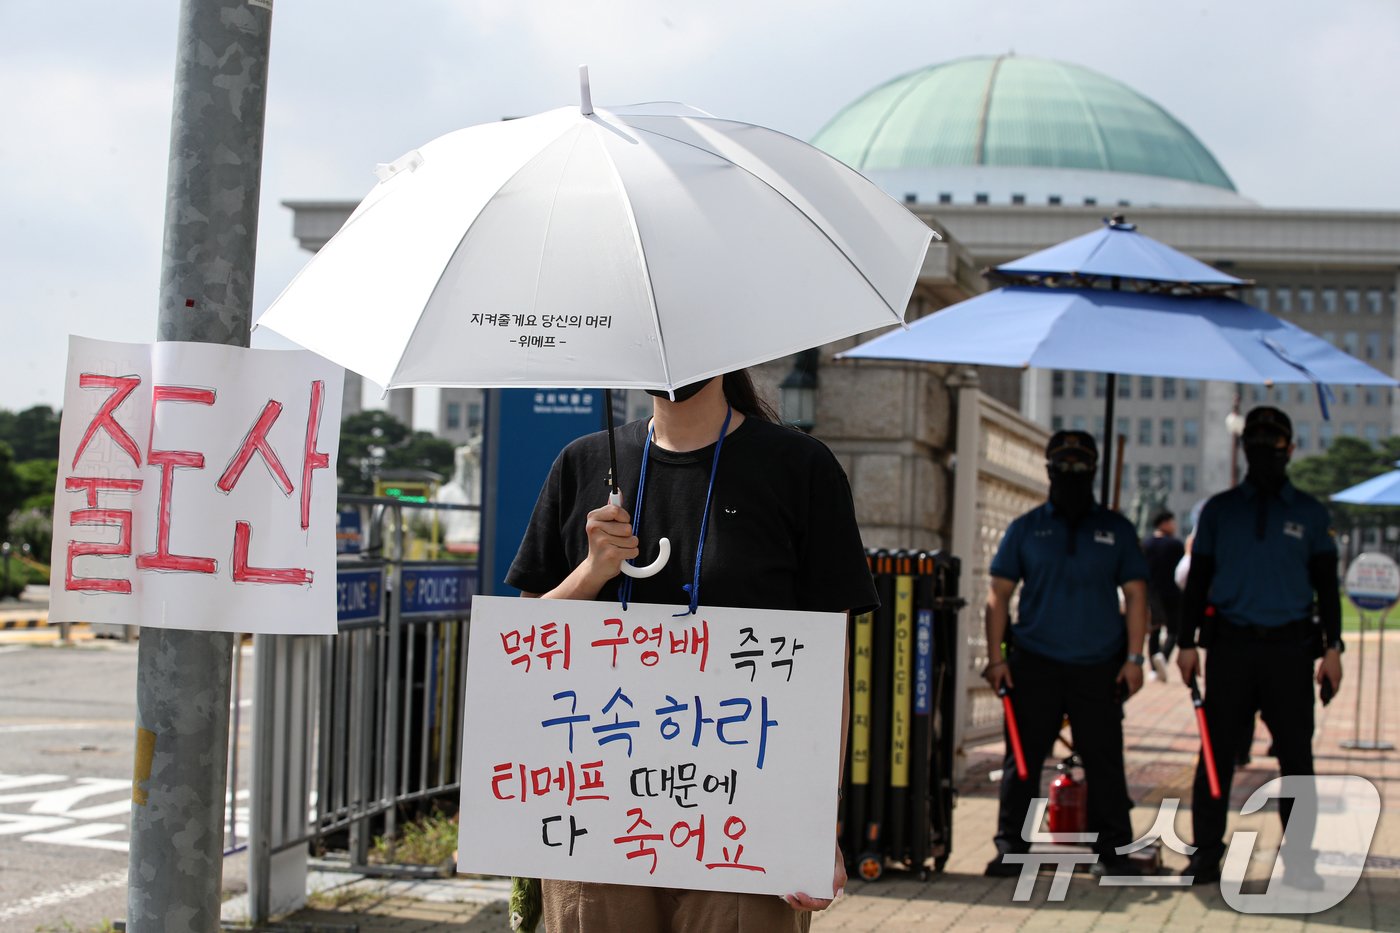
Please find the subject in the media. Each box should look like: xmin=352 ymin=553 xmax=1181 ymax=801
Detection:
xmin=1047 ymin=755 xmax=1087 ymax=836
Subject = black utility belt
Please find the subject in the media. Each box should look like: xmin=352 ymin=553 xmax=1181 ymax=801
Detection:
xmin=1215 ymin=618 xmax=1311 ymax=643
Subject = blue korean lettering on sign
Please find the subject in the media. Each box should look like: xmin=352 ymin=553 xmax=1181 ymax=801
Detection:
xmin=402 ymin=564 xmax=479 ymax=618
xmin=337 ymin=566 xmax=384 ymax=625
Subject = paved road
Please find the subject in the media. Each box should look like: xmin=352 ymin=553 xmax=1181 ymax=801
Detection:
xmin=0 ymin=641 xmax=252 ymax=932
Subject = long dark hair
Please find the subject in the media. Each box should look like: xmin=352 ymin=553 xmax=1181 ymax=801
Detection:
xmin=722 ymin=370 xmax=779 ymax=423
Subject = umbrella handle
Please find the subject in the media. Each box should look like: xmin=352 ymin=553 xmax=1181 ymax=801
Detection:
xmin=608 ymin=490 xmax=671 ymax=579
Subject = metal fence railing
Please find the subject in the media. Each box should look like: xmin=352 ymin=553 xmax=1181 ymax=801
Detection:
xmin=245 ymin=497 xmax=479 ymax=923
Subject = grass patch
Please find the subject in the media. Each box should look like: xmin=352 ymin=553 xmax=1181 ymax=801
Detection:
xmin=305 ymin=884 xmax=381 ymax=911
xmin=371 ymin=807 xmax=457 ymax=869
xmin=1342 ymin=599 xmax=1400 ymax=632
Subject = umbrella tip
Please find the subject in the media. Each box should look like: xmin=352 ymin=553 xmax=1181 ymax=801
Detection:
xmin=579 ymin=65 xmax=594 ymax=115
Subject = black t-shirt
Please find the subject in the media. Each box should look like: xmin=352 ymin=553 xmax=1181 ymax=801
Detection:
xmin=1142 ymin=533 xmax=1185 ymax=610
xmin=506 ymin=416 xmax=878 ymax=616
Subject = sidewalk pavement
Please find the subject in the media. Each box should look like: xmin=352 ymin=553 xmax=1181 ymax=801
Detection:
xmin=271 ymin=632 xmax=1400 ymax=932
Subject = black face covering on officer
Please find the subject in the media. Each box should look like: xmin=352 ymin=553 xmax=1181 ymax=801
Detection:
xmin=1049 ymin=465 xmax=1096 ymax=524
xmin=1243 ymin=438 xmax=1290 ymax=494
xmin=1044 ymin=431 xmax=1099 ymax=546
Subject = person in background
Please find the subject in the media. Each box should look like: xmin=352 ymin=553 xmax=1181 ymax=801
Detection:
xmin=983 ymin=430 xmax=1150 ymax=878
xmin=1176 ymin=406 xmax=1344 ymax=886
xmin=1142 ymin=510 xmax=1185 ymax=681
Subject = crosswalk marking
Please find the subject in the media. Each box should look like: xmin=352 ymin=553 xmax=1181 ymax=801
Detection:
xmin=0 ymin=772 xmax=247 ymax=855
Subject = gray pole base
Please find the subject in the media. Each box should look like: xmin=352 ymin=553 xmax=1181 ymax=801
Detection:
xmin=128 ymin=629 xmax=236 ymax=930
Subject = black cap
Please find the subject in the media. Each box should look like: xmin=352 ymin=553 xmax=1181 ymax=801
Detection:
xmin=1046 ymin=430 xmax=1098 ymax=463
xmin=1243 ymin=406 xmax=1293 ymax=443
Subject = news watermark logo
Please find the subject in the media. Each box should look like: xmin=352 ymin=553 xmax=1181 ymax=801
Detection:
xmin=1005 ymin=775 xmax=1380 ymax=913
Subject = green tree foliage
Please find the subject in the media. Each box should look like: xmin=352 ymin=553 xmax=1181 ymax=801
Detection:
xmin=337 ymin=410 xmax=455 ymax=495
xmin=0 ymin=441 xmax=22 ymax=539
xmin=1290 ymin=435 xmax=1400 ymax=528
xmin=0 ymin=406 xmax=63 ymax=537
xmin=14 ymin=459 xmax=57 ymax=511
xmin=0 ymin=405 xmax=61 ymax=462
xmin=8 ymin=508 xmax=52 ymax=564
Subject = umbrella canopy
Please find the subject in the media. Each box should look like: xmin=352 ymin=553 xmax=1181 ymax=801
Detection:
xmin=993 ymin=217 xmax=1247 ymax=290
xmin=839 ymin=286 xmax=1397 ymax=387
xmin=258 ymin=84 xmax=933 ymax=395
xmin=1332 ymin=469 xmax=1400 ymax=506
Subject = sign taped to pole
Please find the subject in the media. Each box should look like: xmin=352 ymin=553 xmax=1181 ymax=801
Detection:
xmin=457 ymin=595 xmax=844 ymax=897
xmin=50 ymin=335 xmax=344 ymax=635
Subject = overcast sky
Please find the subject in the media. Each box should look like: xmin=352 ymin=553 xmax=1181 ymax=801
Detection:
xmin=4 ymin=0 xmax=1398 ymax=423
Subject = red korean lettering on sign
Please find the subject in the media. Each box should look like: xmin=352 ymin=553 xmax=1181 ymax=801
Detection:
xmin=63 ymin=375 xmax=331 ymax=592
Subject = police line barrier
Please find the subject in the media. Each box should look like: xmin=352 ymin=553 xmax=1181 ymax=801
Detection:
xmin=245 ymin=497 xmax=480 ymax=923
xmin=841 ymin=549 xmax=964 ymax=881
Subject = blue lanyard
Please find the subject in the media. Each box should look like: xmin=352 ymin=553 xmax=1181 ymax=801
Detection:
xmin=619 ymin=406 xmax=733 ymax=615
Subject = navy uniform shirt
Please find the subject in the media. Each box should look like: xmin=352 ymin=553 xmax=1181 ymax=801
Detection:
xmin=1193 ymin=480 xmax=1336 ymax=627
xmin=990 ymin=503 xmax=1148 ymax=664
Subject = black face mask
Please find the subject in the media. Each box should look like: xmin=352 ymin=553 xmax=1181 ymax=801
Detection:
xmin=1244 ymin=440 xmax=1290 ymax=493
xmin=1048 ymin=469 xmax=1097 ymax=524
xmin=646 ymin=377 xmax=715 ymax=403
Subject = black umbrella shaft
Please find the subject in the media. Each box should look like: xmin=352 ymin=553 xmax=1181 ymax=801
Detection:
xmin=1101 ymin=374 xmax=1116 ymax=505
xmin=604 ymin=388 xmax=620 ymax=496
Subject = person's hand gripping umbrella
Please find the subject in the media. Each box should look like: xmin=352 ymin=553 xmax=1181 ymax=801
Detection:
xmin=603 ymin=389 xmax=669 ymax=578
xmin=1189 ymin=676 xmax=1222 ymax=799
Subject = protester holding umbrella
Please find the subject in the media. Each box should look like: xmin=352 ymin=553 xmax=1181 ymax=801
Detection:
xmin=507 ymin=370 xmax=877 ymax=932
xmin=1176 ymin=406 xmax=1344 ymax=886
xmin=982 ymin=430 xmax=1150 ymax=877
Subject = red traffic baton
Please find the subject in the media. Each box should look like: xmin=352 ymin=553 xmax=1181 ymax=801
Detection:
xmin=1190 ymin=676 xmax=1222 ymax=800
xmin=998 ymin=686 xmax=1029 ymax=781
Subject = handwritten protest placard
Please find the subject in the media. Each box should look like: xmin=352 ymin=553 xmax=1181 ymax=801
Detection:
xmin=49 ymin=335 xmax=344 ymax=635
xmin=456 ymin=595 xmax=845 ymax=897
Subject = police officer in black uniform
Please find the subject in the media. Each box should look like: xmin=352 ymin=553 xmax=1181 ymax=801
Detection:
xmin=984 ymin=430 xmax=1150 ymax=876
xmin=1177 ymin=406 xmax=1344 ymax=884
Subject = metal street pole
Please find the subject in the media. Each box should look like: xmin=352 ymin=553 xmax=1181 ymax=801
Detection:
xmin=128 ymin=2 xmax=272 ymax=930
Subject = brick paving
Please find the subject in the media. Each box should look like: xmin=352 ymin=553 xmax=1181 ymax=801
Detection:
xmin=281 ymin=634 xmax=1400 ymax=931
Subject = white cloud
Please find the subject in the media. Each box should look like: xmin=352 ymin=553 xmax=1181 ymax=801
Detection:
xmin=4 ymin=0 xmax=1399 ymax=414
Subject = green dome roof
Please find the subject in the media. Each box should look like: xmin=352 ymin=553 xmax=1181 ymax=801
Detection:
xmin=813 ymin=56 xmax=1236 ymax=192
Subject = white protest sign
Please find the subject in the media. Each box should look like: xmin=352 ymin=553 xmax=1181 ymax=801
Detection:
xmin=457 ymin=595 xmax=844 ymax=897
xmin=1344 ymin=552 xmax=1400 ymax=612
xmin=50 ymin=335 xmax=344 ymax=635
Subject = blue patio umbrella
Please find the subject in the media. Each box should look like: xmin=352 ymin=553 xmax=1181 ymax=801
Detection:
xmin=840 ymin=285 xmax=1397 ymax=499
xmin=841 ymin=286 xmax=1395 ymax=387
xmin=1332 ymin=467 xmax=1400 ymax=506
xmin=994 ymin=217 xmax=1247 ymax=291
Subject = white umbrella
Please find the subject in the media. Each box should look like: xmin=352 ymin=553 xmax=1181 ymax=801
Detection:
xmin=259 ymin=69 xmax=932 ymax=394
xmin=259 ymin=69 xmax=933 ymax=577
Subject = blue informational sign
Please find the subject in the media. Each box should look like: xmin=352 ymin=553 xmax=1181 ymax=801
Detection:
xmin=337 ymin=565 xmax=384 ymax=625
xmin=914 ymin=608 xmax=934 ymax=715
xmin=336 ymin=507 xmax=363 ymax=555
xmin=401 ymin=563 xmax=480 ymax=618
xmin=479 ymin=388 xmax=611 ymax=597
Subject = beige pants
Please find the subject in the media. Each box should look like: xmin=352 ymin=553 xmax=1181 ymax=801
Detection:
xmin=542 ymin=880 xmax=813 ymax=933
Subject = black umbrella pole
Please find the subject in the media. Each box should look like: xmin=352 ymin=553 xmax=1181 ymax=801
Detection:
xmin=604 ymin=388 xmax=620 ymax=497
xmin=1101 ymin=374 xmax=1117 ymax=505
